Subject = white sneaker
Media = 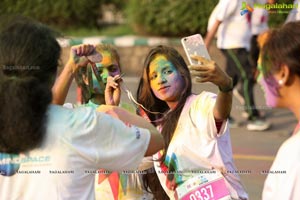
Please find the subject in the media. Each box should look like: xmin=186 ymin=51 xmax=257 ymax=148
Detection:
xmin=247 ymin=119 xmax=271 ymax=131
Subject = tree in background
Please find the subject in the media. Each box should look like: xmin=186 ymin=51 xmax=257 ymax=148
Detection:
xmin=0 ymin=0 xmax=292 ymax=36
xmin=126 ymin=0 xmax=218 ymax=36
xmin=0 ymin=0 xmax=102 ymax=28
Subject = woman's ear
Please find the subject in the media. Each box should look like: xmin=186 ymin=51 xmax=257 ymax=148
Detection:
xmin=278 ymin=64 xmax=290 ymax=86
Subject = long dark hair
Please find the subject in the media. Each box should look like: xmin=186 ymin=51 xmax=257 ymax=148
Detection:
xmin=137 ymin=45 xmax=192 ymax=199
xmin=0 ymin=18 xmax=61 ymax=153
xmin=74 ymin=44 xmax=121 ymax=104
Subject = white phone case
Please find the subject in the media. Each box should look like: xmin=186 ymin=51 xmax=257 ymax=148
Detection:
xmin=181 ymin=34 xmax=211 ymax=65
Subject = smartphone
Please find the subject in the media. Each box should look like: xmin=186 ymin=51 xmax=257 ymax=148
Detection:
xmin=181 ymin=34 xmax=211 ymax=65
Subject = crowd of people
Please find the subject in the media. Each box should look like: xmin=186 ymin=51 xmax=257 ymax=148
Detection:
xmin=1 ymin=1 xmax=300 ymax=199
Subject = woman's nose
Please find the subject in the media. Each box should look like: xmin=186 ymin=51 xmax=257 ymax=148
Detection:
xmin=157 ymin=75 xmax=167 ymax=84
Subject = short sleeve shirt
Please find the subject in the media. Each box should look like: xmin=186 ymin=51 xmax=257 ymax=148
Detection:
xmin=0 ymin=105 xmax=150 ymax=200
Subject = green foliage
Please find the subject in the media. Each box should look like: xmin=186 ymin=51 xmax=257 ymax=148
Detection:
xmin=62 ymin=24 xmax=134 ymax=37
xmin=0 ymin=0 xmax=293 ymax=37
xmin=267 ymin=0 xmax=293 ymax=28
xmin=0 ymin=0 xmax=103 ymax=28
xmin=126 ymin=0 xmax=218 ymax=36
xmin=103 ymin=0 xmax=129 ymax=10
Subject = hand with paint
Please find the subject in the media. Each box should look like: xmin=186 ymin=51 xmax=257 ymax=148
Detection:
xmin=189 ymin=55 xmax=232 ymax=92
xmin=68 ymin=44 xmax=100 ymax=74
xmin=104 ymin=74 xmax=123 ymax=106
xmin=52 ymin=44 xmax=102 ymax=105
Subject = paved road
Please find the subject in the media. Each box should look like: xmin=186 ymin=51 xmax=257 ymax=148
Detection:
xmin=66 ymin=77 xmax=296 ymax=200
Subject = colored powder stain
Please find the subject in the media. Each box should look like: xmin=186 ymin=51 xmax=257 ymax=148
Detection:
xmin=120 ymin=174 xmax=128 ymax=195
xmin=164 ymin=153 xmax=183 ymax=185
xmin=150 ymin=55 xmax=173 ymax=72
xmin=98 ymin=51 xmax=114 ymax=67
xmin=108 ymin=172 xmax=120 ymax=200
xmin=91 ymin=72 xmax=104 ymax=94
xmin=95 ymin=50 xmax=118 ymax=83
xmin=97 ymin=171 xmax=129 ymax=200
xmin=149 ymin=55 xmax=176 ymax=91
xmin=259 ymin=76 xmax=280 ymax=107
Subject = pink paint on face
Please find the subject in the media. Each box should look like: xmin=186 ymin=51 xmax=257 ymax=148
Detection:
xmin=259 ymin=75 xmax=280 ymax=108
xmin=149 ymin=55 xmax=185 ymax=108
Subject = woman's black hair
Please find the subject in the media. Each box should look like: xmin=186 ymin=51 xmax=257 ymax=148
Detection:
xmin=0 ymin=17 xmax=61 ymax=153
xmin=136 ymin=45 xmax=192 ymax=199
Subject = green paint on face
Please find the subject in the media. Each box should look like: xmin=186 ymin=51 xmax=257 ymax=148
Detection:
xmin=148 ymin=55 xmax=184 ymax=106
xmin=257 ymin=52 xmax=273 ymax=79
xmin=94 ymin=50 xmax=120 ymax=84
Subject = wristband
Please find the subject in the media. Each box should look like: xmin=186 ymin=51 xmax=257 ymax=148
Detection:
xmin=218 ymin=78 xmax=233 ymax=93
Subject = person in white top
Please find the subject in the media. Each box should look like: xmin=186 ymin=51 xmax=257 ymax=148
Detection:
xmin=258 ymin=21 xmax=300 ymax=200
xmin=205 ymin=0 xmax=271 ymax=131
xmin=250 ymin=0 xmax=273 ymax=80
xmin=0 ymin=18 xmax=163 ymax=200
xmin=52 ymin=43 xmax=151 ymax=199
xmin=136 ymin=45 xmax=248 ymax=200
xmin=285 ymin=0 xmax=300 ymax=23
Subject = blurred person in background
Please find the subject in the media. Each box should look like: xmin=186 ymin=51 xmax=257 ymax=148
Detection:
xmin=257 ymin=21 xmax=300 ymax=200
xmin=205 ymin=0 xmax=271 ymax=131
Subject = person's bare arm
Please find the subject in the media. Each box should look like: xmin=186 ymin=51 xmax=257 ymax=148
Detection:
xmin=52 ymin=44 xmax=95 ymax=105
xmin=189 ymin=56 xmax=232 ymax=120
xmin=213 ymin=78 xmax=233 ymax=121
xmin=204 ymin=19 xmax=222 ymax=48
xmin=97 ymin=105 xmax=164 ymax=156
xmin=51 ymin=60 xmax=75 ymax=105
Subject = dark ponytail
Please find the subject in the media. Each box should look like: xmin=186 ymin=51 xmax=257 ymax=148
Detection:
xmin=0 ymin=17 xmax=61 ymax=153
xmin=0 ymin=76 xmax=52 ymax=153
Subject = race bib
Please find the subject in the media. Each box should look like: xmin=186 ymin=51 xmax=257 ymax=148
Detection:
xmin=176 ymin=171 xmax=231 ymax=200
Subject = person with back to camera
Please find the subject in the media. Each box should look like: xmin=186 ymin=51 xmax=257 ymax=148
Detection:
xmin=52 ymin=43 xmax=153 ymax=199
xmin=136 ymin=45 xmax=248 ymax=200
xmin=0 ymin=18 xmax=163 ymax=200
xmin=257 ymin=21 xmax=300 ymax=200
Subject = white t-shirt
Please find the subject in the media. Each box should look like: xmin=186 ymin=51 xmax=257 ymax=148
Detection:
xmin=154 ymin=92 xmax=248 ymax=200
xmin=286 ymin=0 xmax=300 ymax=23
xmin=64 ymin=101 xmax=152 ymax=199
xmin=262 ymin=130 xmax=300 ymax=200
xmin=207 ymin=3 xmax=220 ymax=33
xmin=0 ymin=105 xmax=150 ymax=200
xmin=215 ymin=0 xmax=252 ymax=50
xmin=252 ymin=0 xmax=269 ymax=35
